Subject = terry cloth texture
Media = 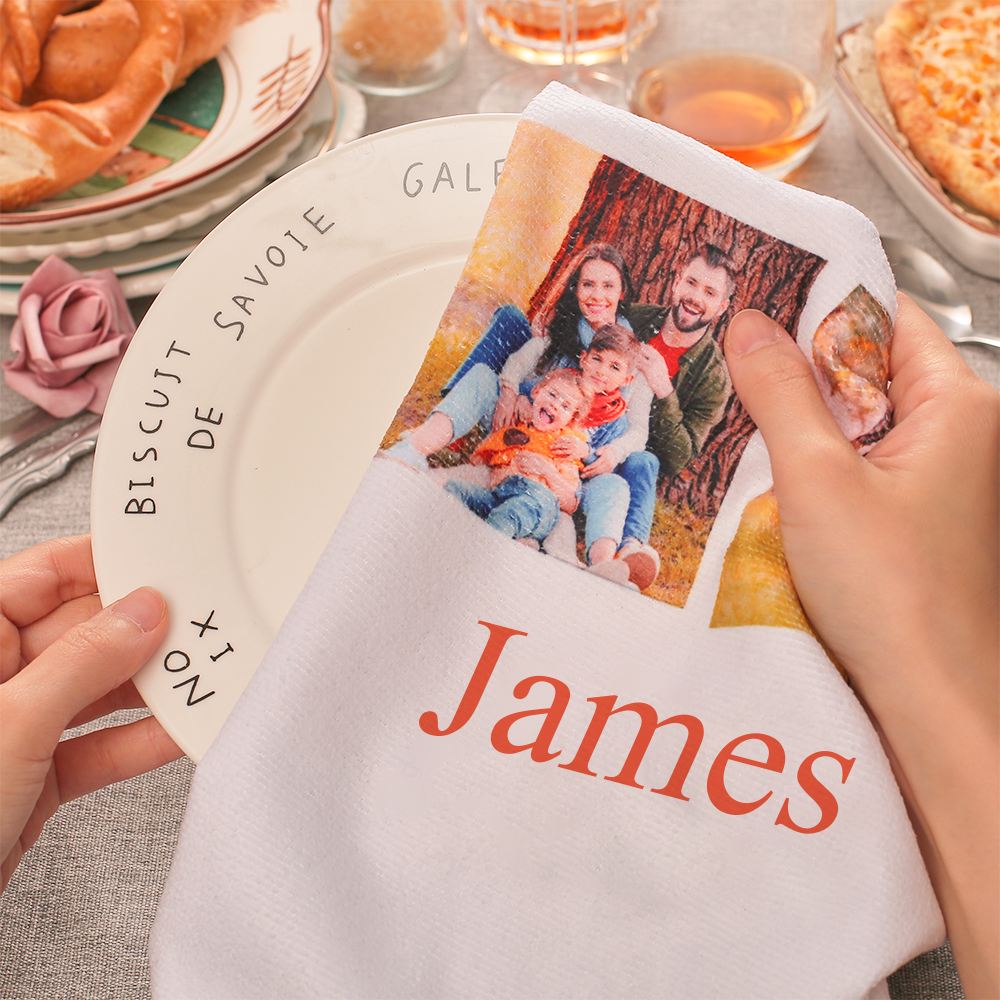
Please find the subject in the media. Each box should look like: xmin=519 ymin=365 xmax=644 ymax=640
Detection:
xmin=150 ymin=84 xmax=943 ymax=1000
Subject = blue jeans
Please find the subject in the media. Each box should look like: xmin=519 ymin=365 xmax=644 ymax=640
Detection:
xmin=434 ymin=363 xmax=500 ymax=440
xmin=619 ymin=450 xmax=659 ymax=545
xmin=445 ymin=474 xmax=560 ymax=541
xmin=579 ymin=450 xmax=659 ymax=555
xmin=580 ymin=472 xmax=630 ymax=557
xmin=444 ymin=305 xmax=532 ymax=392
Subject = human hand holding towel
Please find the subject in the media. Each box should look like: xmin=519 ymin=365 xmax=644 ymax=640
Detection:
xmin=725 ymin=298 xmax=1000 ymax=1000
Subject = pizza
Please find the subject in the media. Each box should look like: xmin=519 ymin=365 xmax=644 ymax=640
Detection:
xmin=874 ymin=0 xmax=1000 ymax=221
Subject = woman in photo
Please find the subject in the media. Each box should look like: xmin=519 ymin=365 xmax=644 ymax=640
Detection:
xmin=444 ymin=242 xmax=638 ymax=392
xmin=386 ymin=244 xmax=671 ymax=588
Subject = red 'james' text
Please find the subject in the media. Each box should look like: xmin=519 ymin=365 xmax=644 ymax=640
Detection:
xmin=419 ymin=620 xmax=855 ymax=835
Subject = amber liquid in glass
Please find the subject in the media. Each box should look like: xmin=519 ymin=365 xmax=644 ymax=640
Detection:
xmin=631 ymin=52 xmax=823 ymax=172
xmin=481 ymin=0 xmax=654 ymax=65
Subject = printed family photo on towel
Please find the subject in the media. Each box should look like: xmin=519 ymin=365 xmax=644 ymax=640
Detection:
xmin=381 ymin=119 xmax=888 ymax=611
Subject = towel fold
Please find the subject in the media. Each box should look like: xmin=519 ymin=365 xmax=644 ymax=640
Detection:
xmin=150 ymin=84 xmax=943 ymax=1000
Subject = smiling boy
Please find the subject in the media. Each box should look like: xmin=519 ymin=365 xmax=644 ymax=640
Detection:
xmin=569 ymin=325 xmax=660 ymax=586
xmin=444 ymin=369 xmax=593 ymax=543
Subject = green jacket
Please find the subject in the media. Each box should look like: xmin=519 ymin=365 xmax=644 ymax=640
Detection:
xmin=626 ymin=303 xmax=731 ymax=479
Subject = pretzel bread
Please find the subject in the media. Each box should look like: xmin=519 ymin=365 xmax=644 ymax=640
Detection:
xmin=0 ymin=0 xmax=183 ymax=209
xmin=171 ymin=0 xmax=243 ymax=89
xmin=0 ymin=0 xmax=66 ymax=104
xmin=22 ymin=0 xmax=242 ymax=104
xmin=0 ymin=0 xmax=253 ymax=210
xmin=20 ymin=0 xmax=141 ymax=105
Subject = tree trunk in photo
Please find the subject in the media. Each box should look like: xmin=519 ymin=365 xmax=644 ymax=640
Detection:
xmin=665 ymin=396 xmax=755 ymax=516
xmin=529 ymin=155 xmax=827 ymax=516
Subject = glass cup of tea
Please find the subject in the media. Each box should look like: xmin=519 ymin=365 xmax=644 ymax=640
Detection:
xmin=332 ymin=0 xmax=468 ymax=96
xmin=624 ymin=0 xmax=835 ymax=179
xmin=479 ymin=0 xmax=657 ymax=65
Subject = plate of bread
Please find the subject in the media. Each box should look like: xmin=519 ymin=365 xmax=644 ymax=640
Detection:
xmin=0 ymin=0 xmax=330 ymax=226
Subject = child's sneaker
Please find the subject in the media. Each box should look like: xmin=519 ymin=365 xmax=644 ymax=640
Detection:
xmin=616 ymin=540 xmax=660 ymax=591
xmin=379 ymin=436 xmax=429 ymax=472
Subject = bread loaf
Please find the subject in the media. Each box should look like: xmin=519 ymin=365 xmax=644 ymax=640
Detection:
xmin=0 ymin=0 xmax=252 ymax=211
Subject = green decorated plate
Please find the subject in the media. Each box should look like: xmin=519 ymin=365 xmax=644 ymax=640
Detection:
xmin=1 ymin=0 xmax=329 ymax=230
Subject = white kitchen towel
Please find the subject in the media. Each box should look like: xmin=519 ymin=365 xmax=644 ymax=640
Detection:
xmin=150 ymin=84 xmax=944 ymax=999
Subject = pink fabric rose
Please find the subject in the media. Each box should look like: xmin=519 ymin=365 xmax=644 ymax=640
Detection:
xmin=2 ymin=255 xmax=136 ymax=417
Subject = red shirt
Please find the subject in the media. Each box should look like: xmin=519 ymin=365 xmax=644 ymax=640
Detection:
xmin=648 ymin=336 xmax=688 ymax=379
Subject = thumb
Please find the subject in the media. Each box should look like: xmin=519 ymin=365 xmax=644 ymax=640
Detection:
xmin=2 ymin=587 xmax=167 ymax=753
xmin=724 ymin=309 xmax=858 ymax=491
xmin=1 ymin=588 xmax=169 ymax=884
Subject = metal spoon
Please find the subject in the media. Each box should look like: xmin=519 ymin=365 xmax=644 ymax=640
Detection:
xmin=880 ymin=237 xmax=1000 ymax=350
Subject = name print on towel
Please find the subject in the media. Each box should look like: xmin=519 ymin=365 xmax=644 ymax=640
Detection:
xmin=421 ymin=621 xmax=856 ymax=835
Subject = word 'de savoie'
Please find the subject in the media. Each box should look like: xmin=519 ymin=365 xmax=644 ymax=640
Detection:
xmin=212 ymin=206 xmax=334 ymax=342
xmin=420 ymin=621 xmax=856 ymax=835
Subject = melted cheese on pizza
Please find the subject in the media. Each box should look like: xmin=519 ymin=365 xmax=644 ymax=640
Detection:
xmin=910 ymin=0 xmax=1000 ymax=181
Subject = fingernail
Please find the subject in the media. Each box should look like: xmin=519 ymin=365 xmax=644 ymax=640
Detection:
xmin=726 ymin=309 xmax=787 ymax=359
xmin=111 ymin=587 xmax=165 ymax=632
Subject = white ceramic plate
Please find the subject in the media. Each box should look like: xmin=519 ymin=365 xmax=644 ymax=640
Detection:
xmin=0 ymin=113 xmax=310 ymax=264
xmin=0 ymin=83 xmax=367 ymax=312
xmin=0 ymin=0 xmax=329 ymax=229
xmin=91 ymin=114 xmax=519 ymax=761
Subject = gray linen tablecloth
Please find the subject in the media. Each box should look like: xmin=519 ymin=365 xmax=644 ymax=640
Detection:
xmin=1 ymin=2 xmax=996 ymax=997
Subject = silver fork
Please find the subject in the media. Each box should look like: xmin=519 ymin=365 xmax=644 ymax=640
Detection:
xmin=0 ymin=413 xmax=101 ymax=518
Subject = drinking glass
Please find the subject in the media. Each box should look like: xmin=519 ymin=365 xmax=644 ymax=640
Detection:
xmin=478 ymin=0 xmax=639 ymax=112
xmin=625 ymin=0 xmax=835 ymax=179
xmin=479 ymin=0 xmax=655 ymax=65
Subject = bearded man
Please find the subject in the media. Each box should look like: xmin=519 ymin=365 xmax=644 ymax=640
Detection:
xmin=626 ymin=244 xmax=736 ymax=479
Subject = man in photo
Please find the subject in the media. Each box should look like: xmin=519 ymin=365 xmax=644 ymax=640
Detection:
xmin=627 ymin=244 xmax=736 ymax=480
